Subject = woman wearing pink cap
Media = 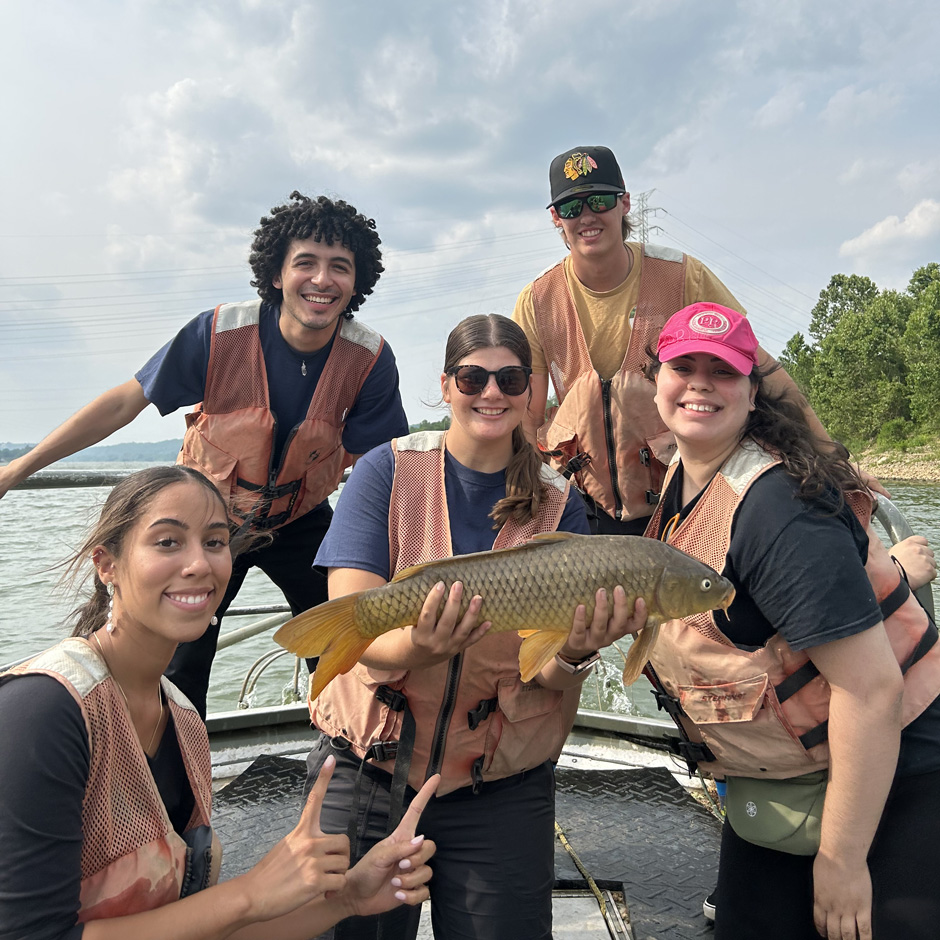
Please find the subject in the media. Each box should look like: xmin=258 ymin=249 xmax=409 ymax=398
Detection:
xmin=642 ymin=303 xmax=940 ymax=940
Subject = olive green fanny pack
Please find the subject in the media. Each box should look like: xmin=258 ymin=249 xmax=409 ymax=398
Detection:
xmin=724 ymin=770 xmax=828 ymax=856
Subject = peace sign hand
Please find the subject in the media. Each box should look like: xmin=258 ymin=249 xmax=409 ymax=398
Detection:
xmin=342 ymin=774 xmax=441 ymax=918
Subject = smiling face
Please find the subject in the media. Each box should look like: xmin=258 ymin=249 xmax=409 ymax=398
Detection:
xmin=550 ymin=191 xmax=630 ymax=263
xmin=442 ymin=345 xmax=530 ymax=461
xmin=273 ymin=236 xmax=357 ymax=352
xmin=654 ymin=353 xmax=757 ymax=460
xmin=95 ymin=481 xmax=232 ymax=649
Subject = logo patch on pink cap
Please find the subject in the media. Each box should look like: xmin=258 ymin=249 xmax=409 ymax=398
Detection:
xmin=689 ymin=311 xmax=731 ymax=335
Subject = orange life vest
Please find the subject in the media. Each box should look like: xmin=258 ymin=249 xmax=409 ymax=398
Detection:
xmin=530 ymin=244 xmax=686 ymax=521
xmin=311 ymin=430 xmax=578 ymax=796
xmin=178 ymin=300 xmax=382 ymax=530
xmin=643 ymin=440 xmax=940 ymax=779
xmin=1 ymin=638 xmax=214 ymax=921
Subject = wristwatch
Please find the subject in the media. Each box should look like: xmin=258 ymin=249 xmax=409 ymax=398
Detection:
xmin=553 ymin=650 xmax=601 ymax=675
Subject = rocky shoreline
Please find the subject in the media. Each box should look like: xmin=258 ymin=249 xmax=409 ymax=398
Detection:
xmin=857 ymin=446 xmax=940 ymax=484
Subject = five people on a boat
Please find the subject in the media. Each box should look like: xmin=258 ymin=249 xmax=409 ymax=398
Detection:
xmin=1 ymin=154 xmax=937 ymax=940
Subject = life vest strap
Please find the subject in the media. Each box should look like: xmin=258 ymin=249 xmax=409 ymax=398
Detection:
xmin=900 ymin=616 xmax=939 ymax=674
xmin=799 ymin=719 xmax=829 ymax=750
xmin=880 ymin=577 xmax=911 ymax=621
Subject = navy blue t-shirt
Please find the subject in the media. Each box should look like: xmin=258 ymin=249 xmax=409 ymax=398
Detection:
xmin=135 ymin=303 xmax=409 ymax=465
xmin=316 ymin=442 xmax=590 ymax=577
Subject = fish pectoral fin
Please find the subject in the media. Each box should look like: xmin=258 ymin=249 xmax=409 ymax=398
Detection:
xmin=517 ymin=631 xmax=570 ymax=683
xmin=621 ymin=621 xmax=661 ymax=686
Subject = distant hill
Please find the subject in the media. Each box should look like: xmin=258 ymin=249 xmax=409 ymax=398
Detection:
xmin=0 ymin=440 xmax=184 ymax=464
xmin=3 ymin=422 xmax=448 ymax=465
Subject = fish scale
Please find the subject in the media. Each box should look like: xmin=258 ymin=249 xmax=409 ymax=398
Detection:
xmin=275 ymin=533 xmax=735 ymax=699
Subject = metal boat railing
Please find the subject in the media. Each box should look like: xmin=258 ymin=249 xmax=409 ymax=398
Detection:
xmin=9 ymin=470 xmax=934 ymax=745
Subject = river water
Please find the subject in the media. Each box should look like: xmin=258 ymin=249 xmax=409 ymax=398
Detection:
xmin=2 ymin=464 xmax=939 ymax=718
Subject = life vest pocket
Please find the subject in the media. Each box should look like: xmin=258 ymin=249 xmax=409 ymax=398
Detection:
xmin=482 ymin=678 xmax=564 ymax=781
xmin=679 ymin=674 xmax=768 ymax=724
xmin=679 ymin=674 xmax=827 ymax=776
xmin=178 ymin=424 xmax=238 ymax=494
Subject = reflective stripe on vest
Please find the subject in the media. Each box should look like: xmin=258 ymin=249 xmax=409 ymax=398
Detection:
xmin=530 ymin=245 xmax=685 ymax=521
xmin=178 ymin=301 xmax=382 ymax=530
xmin=643 ymin=440 xmax=940 ymax=779
xmin=1 ymin=638 xmax=212 ymax=921
xmin=310 ymin=430 xmax=578 ymax=796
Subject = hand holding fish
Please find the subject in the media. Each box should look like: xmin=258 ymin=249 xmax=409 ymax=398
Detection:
xmin=558 ymin=588 xmax=648 ymax=662
xmin=408 ymin=581 xmax=493 ymax=667
xmin=341 ymin=774 xmax=440 ymax=918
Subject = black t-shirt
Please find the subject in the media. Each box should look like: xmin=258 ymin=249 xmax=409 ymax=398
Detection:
xmin=0 ymin=674 xmax=195 ymax=940
xmin=657 ymin=463 xmax=940 ymax=775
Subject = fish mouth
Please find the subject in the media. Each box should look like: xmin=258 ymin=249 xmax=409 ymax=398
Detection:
xmin=718 ymin=585 xmax=736 ymax=610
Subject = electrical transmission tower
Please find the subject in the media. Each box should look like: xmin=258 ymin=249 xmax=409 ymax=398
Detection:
xmin=630 ymin=189 xmax=665 ymax=243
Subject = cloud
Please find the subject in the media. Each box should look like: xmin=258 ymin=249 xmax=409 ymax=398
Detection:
xmin=839 ymin=199 xmax=940 ymax=256
xmin=753 ymin=85 xmax=805 ymax=128
xmin=821 ymin=84 xmax=902 ymax=125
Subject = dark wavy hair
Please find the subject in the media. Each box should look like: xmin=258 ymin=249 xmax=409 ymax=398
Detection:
xmin=62 ymin=466 xmax=231 ymax=638
xmin=443 ymin=314 xmax=549 ymax=527
xmin=249 ymin=192 xmax=384 ymax=316
xmin=646 ymin=356 xmax=864 ymax=510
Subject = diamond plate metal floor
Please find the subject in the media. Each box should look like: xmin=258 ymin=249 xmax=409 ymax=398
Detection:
xmin=212 ymin=756 xmax=721 ymax=939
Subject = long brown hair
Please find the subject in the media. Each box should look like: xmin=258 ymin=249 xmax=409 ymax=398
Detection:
xmin=443 ymin=314 xmax=548 ymax=527
xmin=62 ymin=466 xmax=231 ymax=637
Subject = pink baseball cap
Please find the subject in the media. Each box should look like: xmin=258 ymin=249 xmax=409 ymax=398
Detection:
xmin=657 ymin=302 xmax=758 ymax=375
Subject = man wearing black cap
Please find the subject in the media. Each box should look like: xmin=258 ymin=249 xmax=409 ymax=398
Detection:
xmin=512 ymin=144 xmax=830 ymax=535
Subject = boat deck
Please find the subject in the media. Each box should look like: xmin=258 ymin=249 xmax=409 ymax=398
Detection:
xmin=212 ymin=754 xmax=721 ymax=939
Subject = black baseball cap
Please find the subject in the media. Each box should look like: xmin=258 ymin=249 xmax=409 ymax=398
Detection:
xmin=547 ymin=146 xmax=625 ymax=208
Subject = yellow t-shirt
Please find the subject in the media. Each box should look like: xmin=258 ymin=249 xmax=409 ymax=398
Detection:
xmin=512 ymin=245 xmax=744 ymax=380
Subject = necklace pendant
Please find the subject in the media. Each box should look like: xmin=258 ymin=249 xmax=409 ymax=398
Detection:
xmin=301 ymin=361 xmax=307 ymax=376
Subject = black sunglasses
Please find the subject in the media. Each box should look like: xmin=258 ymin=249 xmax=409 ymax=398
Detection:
xmin=446 ymin=364 xmax=532 ymax=396
xmin=554 ymin=192 xmax=622 ymax=219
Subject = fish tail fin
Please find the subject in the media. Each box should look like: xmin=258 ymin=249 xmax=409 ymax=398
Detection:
xmin=517 ymin=630 xmax=569 ymax=682
xmin=274 ymin=595 xmax=374 ymax=698
xmin=621 ymin=622 xmax=661 ymax=686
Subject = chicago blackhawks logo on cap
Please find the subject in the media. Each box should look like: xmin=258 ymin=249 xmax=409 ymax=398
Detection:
xmin=689 ymin=310 xmax=731 ymax=335
xmin=564 ymin=152 xmax=598 ymax=181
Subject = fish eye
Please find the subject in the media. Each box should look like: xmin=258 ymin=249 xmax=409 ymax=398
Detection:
xmin=701 ymin=578 xmax=712 ymax=590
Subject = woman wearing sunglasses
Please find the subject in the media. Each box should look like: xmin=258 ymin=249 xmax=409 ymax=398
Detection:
xmin=304 ymin=313 xmax=647 ymax=940
xmin=643 ymin=304 xmax=940 ymax=940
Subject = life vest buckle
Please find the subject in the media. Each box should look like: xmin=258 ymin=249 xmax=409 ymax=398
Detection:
xmin=467 ymin=697 xmax=499 ymax=731
xmin=364 ymin=741 xmax=399 ymax=763
xmin=375 ymin=684 xmax=408 ymax=712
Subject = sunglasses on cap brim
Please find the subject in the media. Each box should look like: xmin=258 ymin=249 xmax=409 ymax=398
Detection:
xmin=553 ymin=192 xmax=623 ymax=219
xmin=446 ymin=365 xmax=532 ymax=396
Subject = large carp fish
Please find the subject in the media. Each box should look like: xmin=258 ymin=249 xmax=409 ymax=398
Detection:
xmin=275 ymin=532 xmax=735 ymax=699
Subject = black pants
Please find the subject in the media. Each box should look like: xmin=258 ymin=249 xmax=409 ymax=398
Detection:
xmin=304 ymin=733 xmax=556 ymax=940
xmin=578 ymin=490 xmax=652 ymax=535
xmin=165 ymin=505 xmax=332 ymax=716
xmin=714 ymin=767 xmax=940 ymax=939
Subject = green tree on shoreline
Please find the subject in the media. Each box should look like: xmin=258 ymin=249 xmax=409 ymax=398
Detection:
xmin=779 ymin=263 xmax=940 ymax=451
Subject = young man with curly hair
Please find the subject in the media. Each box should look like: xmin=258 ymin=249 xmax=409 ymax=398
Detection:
xmin=0 ymin=193 xmax=409 ymax=714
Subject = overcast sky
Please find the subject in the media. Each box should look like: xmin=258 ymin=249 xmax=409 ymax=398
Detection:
xmin=2 ymin=0 xmax=939 ymax=446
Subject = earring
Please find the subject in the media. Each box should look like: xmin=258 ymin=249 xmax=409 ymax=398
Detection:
xmin=210 ymin=616 xmax=218 ymax=626
xmin=105 ymin=582 xmax=115 ymax=634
